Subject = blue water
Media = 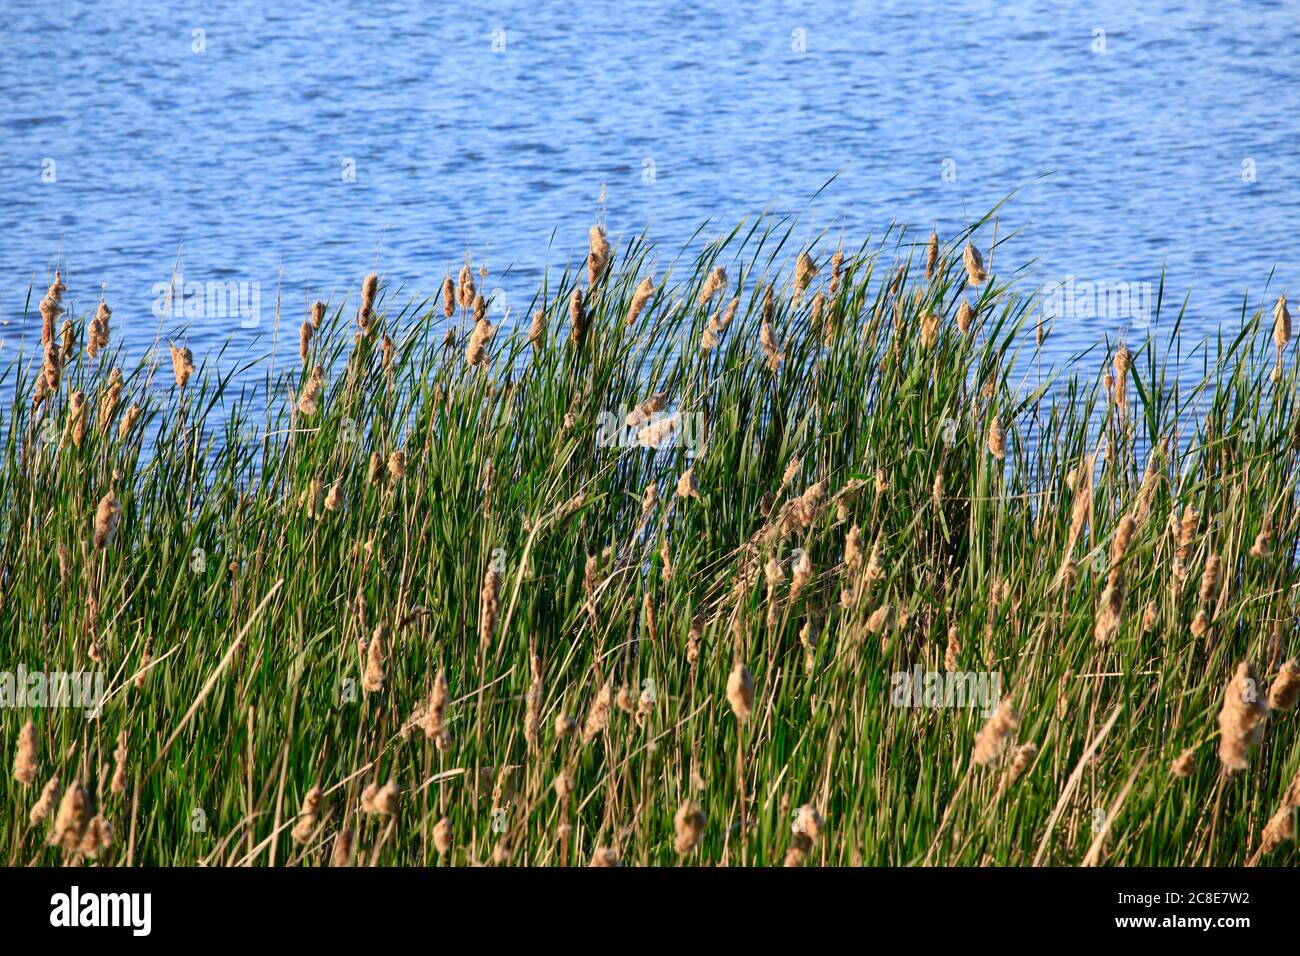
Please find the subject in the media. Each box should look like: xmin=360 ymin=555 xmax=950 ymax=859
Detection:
xmin=2 ymin=0 xmax=1298 ymax=374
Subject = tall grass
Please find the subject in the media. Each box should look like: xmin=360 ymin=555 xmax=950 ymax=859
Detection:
xmin=3 ymin=210 xmax=1299 ymax=866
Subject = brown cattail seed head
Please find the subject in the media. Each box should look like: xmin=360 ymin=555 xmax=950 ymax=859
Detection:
xmin=1268 ymin=659 xmax=1300 ymax=711
xmin=963 ymin=241 xmax=987 ymax=285
xmin=568 ymin=288 xmax=586 ymax=345
xmin=433 ymin=816 xmax=452 ymax=854
xmin=588 ymin=223 xmax=610 ymax=287
xmin=47 ymin=779 xmax=89 ymax=850
xmin=698 ymin=266 xmax=726 ymax=306
xmin=987 ymin=417 xmax=1006 ymax=459
xmin=93 ymin=491 xmax=122 ymax=549
xmin=673 ymin=800 xmax=706 ymax=855
xmin=1274 ymin=294 xmax=1292 ymax=349
xmin=330 ymin=829 xmax=356 ymax=867
xmin=13 ymin=719 xmax=37 ymax=785
xmin=169 ymin=343 xmax=195 ymax=388
xmin=972 ymin=700 xmax=1018 ymax=766
xmin=626 ymin=276 xmax=654 ymax=326
xmin=1217 ymin=662 xmax=1269 ymax=773
xmin=726 ymin=663 xmax=754 ymax=722
xmin=30 ymin=775 xmax=60 ymax=826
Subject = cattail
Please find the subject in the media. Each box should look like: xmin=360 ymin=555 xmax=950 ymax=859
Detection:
xmin=726 ymin=662 xmax=754 ymax=722
xmin=361 ymin=779 xmax=400 ymax=815
xmin=118 ymin=403 xmax=142 ymax=441
xmin=87 ymin=299 xmax=111 ymax=358
xmin=698 ymin=266 xmax=726 ymax=306
xmin=830 ymin=244 xmax=845 ymax=294
xmin=291 ymin=786 xmax=323 ymax=844
xmin=169 ymin=343 xmax=195 ymax=388
xmin=789 ymin=548 xmax=813 ymax=602
xmin=1001 ymin=742 xmax=1038 ymax=789
xmin=365 ymin=451 xmax=384 ymax=484
xmin=568 ymin=288 xmax=586 ymax=345
xmin=524 ymin=651 xmax=543 ymax=753
xmin=626 ymin=391 xmax=667 ymax=427
xmin=299 ymin=320 xmax=313 ymax=362
xmin=844 ymin=525 xmax=863 ymax=571
xmin=920 ymin=309 xmax=940 ymax=348
xmin=93 ymin=490 xmax=121 ymax=550
xmin=1094 ymin=514 xmax=1137 ymax=643
xmin=47 ymin=779 xmax=89 ymax=850
xmin=582 ymin=679 xmax=614 ymax=745
xmin=792 ymin=251 xmax=817 ymax=307
xmin=676 ymin=466 xmax=700 ymax=500
xmin=956 ymin=299 xmax=974 ymax=333
xmin=1250 ymin=515 xmax=1273 ymax=558
xmin=64 ymin=391 xmax=86 ymax=448
xmin=479 ymin=562 xmax=501 ymax=651
xmin=424 ymin=667 xmax=451 ymax=740
xmin=330 ymin=829 xmax=356 ymax=867
xmin=472 ymin=292 xmax=487 ymax=324
xmin=96 ymin=369 xmax=124 ymax=436
xmin=626 ymin=276 xmax=654 ymax=326
xmin=80 ymin=814 xmax=113 ymax=859
xmin=466 ymin=317 xmax=494 ymax=367
xmin=784 ymin=804 xmax=824 ymax=867
xmin=866 ymin=603 xmax=895 ymax=635
xmin=760 ymin=319 xmax=784 ymax=372
xmin=1268 ymin=659 xmax=1300 ymax=710
xmin=324 ymin=478 xmax=345 ymax=513
xmin=387 ymin=449 xmax=407 ymax=480
xmin=311 ymin=300 xmax=326 ymax=329
xmin=104 ymin=728 xmax=129 ymax=797
xmin=13 ymin=719 xmax=37 ymax=785
xmin=716 ymin=296 xmax=740 ymax=332
xmin=944 ymin=626 xmax=960 ymax=671
xmin=1174 ymin=505 xmax=1198 ymax=584
xmin=588 ymin=224 xmax=609 ymax=287
xmin=1258 ymin=767 xmax=1300 ymax=856
xmin=1112 ymin=346 xmax=1133 ymax=408
xmin=39 ymin=271 xmax=65 ymax=347
xmin=1273 ymin=294 xmax=1291 ymax=350
xmin=673 ymin=800 xmax=706 ymax=855
xmin=987 ymin=417 xmax=1006 ymax=460
xmin=527 ymin=308 xmax=546 ymax=349
xmin=925 ymin=230 xmax=939 ymax=280
xmin=457 ymin=262 xmax=476 ymax=309
xmin=1217 ymin=661 xmax=1269 ymax=773
xmin=362 ymin=623 xmax=387 ymax=693
xmin=380 ymin=334 xmax=395 ymax=376
xmin=432 ymin=817 xmax=452 ymax=855
xmin=634 ymin=415 xmax=675 ymax=449
xmin=590 ymin=847 xmax=622 ymax=867
xmin=30 ymin=775 xmax=60 ymax=826
xmin=1199 ymin=555 xmax=1222 ymax=608
xmin=972 ymin=700 xmax=1018 ymax=766
xmin=358 ymin=272 xmax=378 ymax=331
xmin=963 ymin=241 xmax=987 ymax=285
xmin=302 ymin=478 xmax=325 ymax=519
xmin=1170 ymin=747 xmax=1196 ymax=778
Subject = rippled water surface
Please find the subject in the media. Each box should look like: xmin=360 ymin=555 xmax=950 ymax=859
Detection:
xmin=2 ymin=0 xmax=1298 ymax=374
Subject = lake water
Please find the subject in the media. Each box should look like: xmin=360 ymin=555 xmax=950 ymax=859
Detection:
xmin=2 ymin=0 xmax=1298 ymax=378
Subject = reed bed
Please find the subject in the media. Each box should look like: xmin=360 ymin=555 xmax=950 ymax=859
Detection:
xmin=3 ymin=209 xmax=1300 ymax=866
